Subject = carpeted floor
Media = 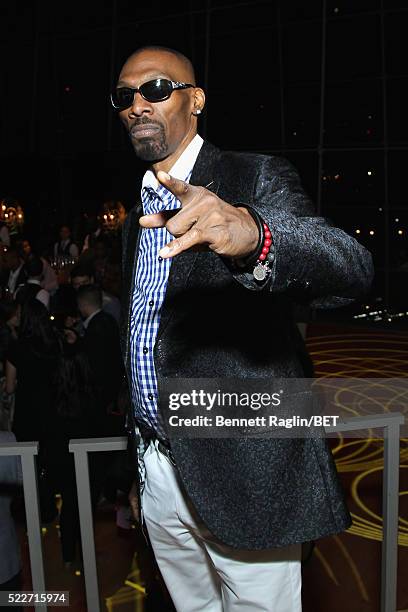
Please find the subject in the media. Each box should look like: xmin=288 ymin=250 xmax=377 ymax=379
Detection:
xmin=302 ymin=324 xmax=408 ymax=612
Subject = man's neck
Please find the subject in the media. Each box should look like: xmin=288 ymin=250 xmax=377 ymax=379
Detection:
xmin=152 ymin=128 xmax=197 ymax=174
xmin=83 ymin=308 xmax=102 ymax=328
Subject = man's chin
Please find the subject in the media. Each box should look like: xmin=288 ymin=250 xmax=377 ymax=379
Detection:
xmin=131 ymin=138 xmax=168 ymax=162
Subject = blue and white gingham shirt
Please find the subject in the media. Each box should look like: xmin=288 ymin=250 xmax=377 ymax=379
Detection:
xmin=130 ymin=134 xmax=204 ymax=436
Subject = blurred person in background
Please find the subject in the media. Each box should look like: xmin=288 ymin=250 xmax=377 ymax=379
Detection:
xmin=64 ymin=284 xmax=123 ymax=426
xmin=15 ymin=257 xmax=50 ymax=310
xmin=0 ymin=301 xmax=19 ymax=365
xmin=0 ymin=250 xmax=8 ymax=292
xmin=70 ymin=263 xmax=95 ymax=292
xmin=0 ymin=221 xmax=10 ymax=248
xmin=91 ymin=238 xmax=109 ymax=285
xmin=0 ymin=302 xmax=20 ymax=430
xmin=48 ymin=349 xmax=96 ymax=568
xmin=5 ymin=299 xmax=60 ymax=443
xmin=53 ymin=225 xmax=79 ymax=260
xmin=5 ymin=299 xmax=61 ymax=523
xmin=82 ymin=201 xmax=126 ymax=257
xmin=19 ymin=240 xmax=32 ymax=262
xmin=81 ymin=215 xmax=103 ymax=254
xmin=2 ymin=248 xmax=26 ymax=298
xmin=63 ymin=284 xmax=124 ymax=515
xmin=101 ymin=261 xmax=121 ymax=299
xmin=70 ymin=262 xmax=121 ymax=324
xmin=19 ymin=239 xmax=58 ymax=295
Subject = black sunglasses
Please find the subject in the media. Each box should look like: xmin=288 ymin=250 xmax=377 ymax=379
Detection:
xmin=110 ymin=78 xmax=194 ymax=111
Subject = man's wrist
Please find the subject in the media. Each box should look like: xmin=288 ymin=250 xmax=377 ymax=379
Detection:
xmin=231 ymin=206 xmax=275 ymax=282
xmin=235 ymin=205 xmax=265 ymax=268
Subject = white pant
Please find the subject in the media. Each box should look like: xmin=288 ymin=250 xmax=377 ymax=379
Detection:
xmin=141 ymin=440 xmax=302 ymax=612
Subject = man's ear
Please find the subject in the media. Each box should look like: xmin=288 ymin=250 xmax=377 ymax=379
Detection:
xmin=192 ymin=87 xmax=206 ymax=115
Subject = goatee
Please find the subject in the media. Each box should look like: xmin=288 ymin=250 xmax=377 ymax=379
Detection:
xmin=129 ymin=120 xmax=168 ymax=161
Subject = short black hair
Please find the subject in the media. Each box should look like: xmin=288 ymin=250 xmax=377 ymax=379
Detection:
xmin=76 ymin=284 xmax=102 ymax=309
xmin=25 ymin=256 xmax=43 ymax=278
xmin=70 ymin=263 xmax=95 ymax=280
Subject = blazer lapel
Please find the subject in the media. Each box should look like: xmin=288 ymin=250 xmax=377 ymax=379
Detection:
xmin=157 ymin=140 xmax=222 ymax=340
xmin=123 ymin=141 xmax=222 ymax=354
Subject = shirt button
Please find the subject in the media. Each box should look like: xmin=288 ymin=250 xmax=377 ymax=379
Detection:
xmin=149 ymin=300 xmax=154 ymax=307
xmin=143 ymin=347 xmax=148 ymax=354
xmin=158 ymin=256 xmax=163 ymax=262
xmin=147 ymin=393 xmax=154 ymax=401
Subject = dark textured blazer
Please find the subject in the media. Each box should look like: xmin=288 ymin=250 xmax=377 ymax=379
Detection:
xmin=121 ymin=141 xmax=374 ymax=549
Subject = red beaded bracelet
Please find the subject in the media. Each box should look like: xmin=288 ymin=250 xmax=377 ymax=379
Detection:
xmin=253 ymin=221 xmax=275 ymax=281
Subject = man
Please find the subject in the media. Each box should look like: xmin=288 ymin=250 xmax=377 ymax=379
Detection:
xmin=15 ymin=256 xmax=50 ymax=309
xmin=76 ymin=284 xmax=122 ymax=408
xmin=81 ymin=215 xmax=103 ymax=254
xmin=2 ymin=248 xmax=26 ymax=297
xmin=70 ymin=263 xmax=121 ymax=323
xmin=64 ymin=284 xmax=123 ymax=431
xmin=114 ymin=46 xmax=374 ymax=611
xmin=57 ymin=285 xmax=123 ymax=561
xmin=0 ymin=221 xmax=10 ymax=248
xmin=53 ymin=225 xmax=79 ymax=259
xmin=20 ymin=239 xmax=58 ymax=294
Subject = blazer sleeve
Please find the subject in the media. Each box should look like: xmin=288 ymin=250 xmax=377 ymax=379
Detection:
xmin=225 ymin=156 xmax=374 ymax=309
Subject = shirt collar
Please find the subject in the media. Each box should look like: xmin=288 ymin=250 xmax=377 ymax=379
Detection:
xmin=141 ymin=133 xmax=204 ymax=193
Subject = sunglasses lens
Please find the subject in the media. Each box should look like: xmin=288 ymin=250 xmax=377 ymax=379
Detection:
xmin=112 ymin=88 xmax=135 ymax=110
xmin=140 ymin=79 xmax=172 ymax=102
xmin=111 ymin=79 xmax=175 ymax=109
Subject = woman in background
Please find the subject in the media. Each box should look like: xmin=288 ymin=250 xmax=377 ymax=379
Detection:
xmin=5 ymin=299 xmax=61 ymax=524
xmin=0 ymin=301 xmax=19 ymax=365
xmin=0 ymin=300 xmax=20 ymax=430
xmin=5 ymin=299 xmax=60 ymax=443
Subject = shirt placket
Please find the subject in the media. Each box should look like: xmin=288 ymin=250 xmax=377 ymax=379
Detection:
xmin=131 ymin=180 xmax=188 ymax=435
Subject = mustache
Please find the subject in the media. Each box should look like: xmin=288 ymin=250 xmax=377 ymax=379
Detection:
xmin=129 ymin=117 xmax=164 ymax=132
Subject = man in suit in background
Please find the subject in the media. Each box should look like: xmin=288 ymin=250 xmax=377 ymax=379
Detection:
xmin=63 ymin=284 xmax=124 ymax=508
xmin=2 ymin=248 xmax=26 ymax=298
xmin=53 ymin=225 xmax=79 ymax=260
xmin=15 ymin=256 xmax=50 ymax=310
xmin=114 ymin=46 xmax=374 ymax=611
xmin=75 ymin=284 xmax=123 ymax=423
